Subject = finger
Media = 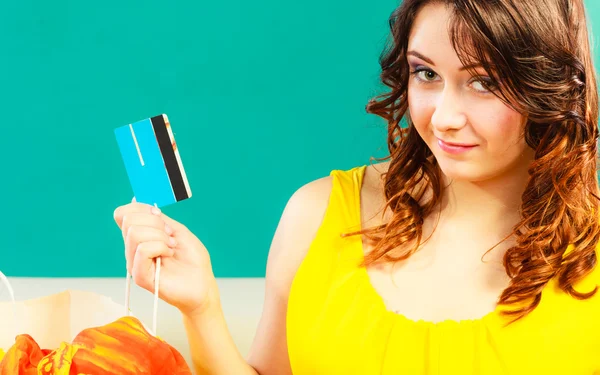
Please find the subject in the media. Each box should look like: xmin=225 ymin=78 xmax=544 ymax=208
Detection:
xmin=119 ymin=203 xmax=186 ymax=236
xmin=131 ymin=240 xmax=174 ymax=291
xmin=125 ymin=226 xmax=177 ymax=273
xmin=153 ymin=210 xmax=189 ymax=237
xmin=114 ymin=202 xmax=158 ymax=229
xmin=121 ymin=212 xmax=173 ymax=240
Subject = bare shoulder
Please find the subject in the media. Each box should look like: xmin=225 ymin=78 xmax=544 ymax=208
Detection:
xmin=264 ymin=174 xmax=334 ymax=294
xmin=266 ymin=161 xmax=389 ymax=284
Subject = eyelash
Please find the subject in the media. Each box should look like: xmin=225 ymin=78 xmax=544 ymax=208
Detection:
xmin=408 ymin=66 xmax=497 ymax=93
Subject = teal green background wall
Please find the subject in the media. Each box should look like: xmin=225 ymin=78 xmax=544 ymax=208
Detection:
xmin=2 ymin=1 xmax=599 ymax=277
xmin=1 ymin=0 xmax=394 ymax=277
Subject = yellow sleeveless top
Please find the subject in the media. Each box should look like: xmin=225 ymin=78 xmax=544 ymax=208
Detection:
xmin=286 ymin=166 xmax=600 ymax=374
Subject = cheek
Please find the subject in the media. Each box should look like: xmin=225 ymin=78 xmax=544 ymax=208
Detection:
xmin=472 ymin=102 xmax=526 ymax=151
xmin=407 ymin=86 xmax=435 ymax=134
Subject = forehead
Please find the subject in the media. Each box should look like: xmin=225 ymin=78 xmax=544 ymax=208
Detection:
xmin=407 ymin=3 xmax=465 ymax=68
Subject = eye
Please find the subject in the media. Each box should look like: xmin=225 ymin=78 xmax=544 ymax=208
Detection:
xmin=409 ymin=67 xmax=439 ymax=83
xmin=470 ymin=77 xmax=497 ymax=93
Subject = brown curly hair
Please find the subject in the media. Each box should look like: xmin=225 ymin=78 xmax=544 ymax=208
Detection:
xmin=349 ymin=0 xmax=600 ymax=323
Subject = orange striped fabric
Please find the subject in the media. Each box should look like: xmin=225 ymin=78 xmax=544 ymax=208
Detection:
xmin=0 ymin=316 xmax=191 ymax=374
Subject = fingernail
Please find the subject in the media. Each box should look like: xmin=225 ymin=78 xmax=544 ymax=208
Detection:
xmin=169 ymin=237 xmax=177 ymax=247
xmin=152 ymin=206 xmax=161 ymax=215
xmin=165 ymin=224 xmax=174 ymax=235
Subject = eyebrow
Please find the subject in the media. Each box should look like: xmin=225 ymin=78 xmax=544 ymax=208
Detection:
xmin=407 ymin=50 xmax=483 ymax=71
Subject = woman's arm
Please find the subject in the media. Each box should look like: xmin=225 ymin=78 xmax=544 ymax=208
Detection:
xmin=116 ymin=175 xmax=332 ymax=375
xmin=246 ymin=175 xmax=333 ymax=374
xmin=182 ymin=304 xmax=259 ymax=375
xmin=181 ymin=176 xmax=333 ymax=375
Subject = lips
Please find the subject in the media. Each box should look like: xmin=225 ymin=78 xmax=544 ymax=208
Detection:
xmin=437 ymin=138 xmax=477 ymax=154
xmin=440 ymin=140 xmax=476 ymax=147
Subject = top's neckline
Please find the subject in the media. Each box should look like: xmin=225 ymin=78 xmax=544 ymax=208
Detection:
xmin=350 ymin=164 xmax=505 ymax=327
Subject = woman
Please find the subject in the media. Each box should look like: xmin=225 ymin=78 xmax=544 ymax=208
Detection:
xmin=114 ymin=0 xmax=600 ymax=373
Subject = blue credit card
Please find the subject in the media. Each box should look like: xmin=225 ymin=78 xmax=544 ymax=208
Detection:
xmin=115 ymin=114 xmax=192 ymax=208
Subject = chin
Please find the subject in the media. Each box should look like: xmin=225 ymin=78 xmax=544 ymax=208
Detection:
xmin=436 ymin=158 xmax=496 ymax=183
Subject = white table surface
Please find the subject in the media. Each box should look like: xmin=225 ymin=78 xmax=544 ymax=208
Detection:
xmin=1 ymin=277 xmax=265 ymax=371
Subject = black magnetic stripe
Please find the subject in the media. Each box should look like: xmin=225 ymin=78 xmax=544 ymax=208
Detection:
xmin=151 ymin=115 xmax=188 ymax=201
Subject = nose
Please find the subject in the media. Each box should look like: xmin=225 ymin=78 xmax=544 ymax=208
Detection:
xmin=430 ymin=88 xmax=468 ymax=132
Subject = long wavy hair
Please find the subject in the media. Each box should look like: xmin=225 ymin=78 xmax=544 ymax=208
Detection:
xmin=350 ymin=0 xmax=600 ymax=322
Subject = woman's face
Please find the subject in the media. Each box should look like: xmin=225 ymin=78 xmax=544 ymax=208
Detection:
xmin=407 ymin=3 xmax=534 ymax=183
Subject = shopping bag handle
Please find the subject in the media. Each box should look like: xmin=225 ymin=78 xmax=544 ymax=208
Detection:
xmin=124 ymin=203 xmax=162 ymax=337
xmin=0 ymin=269 xmax=19 ymax=340
xmin=125 ymin=262 xmax=161 ymax=337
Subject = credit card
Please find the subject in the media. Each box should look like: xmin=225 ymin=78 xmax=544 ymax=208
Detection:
xmin=115 ymin=114 xmax=192 ymax=208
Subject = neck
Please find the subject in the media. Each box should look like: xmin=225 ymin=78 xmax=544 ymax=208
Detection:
xmin=439 ymin=166 xmax=530 ymax=233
